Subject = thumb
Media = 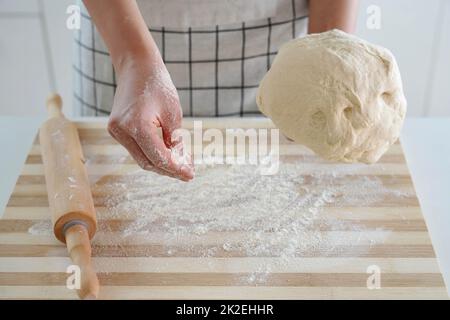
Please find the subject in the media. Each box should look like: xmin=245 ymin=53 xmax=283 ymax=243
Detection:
xmin=161 ymin=109 xmax=194 ymax=171
xmin=161 ymin=108 xmax=183 ymax=148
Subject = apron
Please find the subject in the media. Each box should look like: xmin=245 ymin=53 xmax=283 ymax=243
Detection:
xmin=73 ymin=0 xmax=309 ymax=117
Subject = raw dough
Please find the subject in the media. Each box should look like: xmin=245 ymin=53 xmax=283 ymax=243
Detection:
xmin=256 ymin=29 xmax=407 ymax=163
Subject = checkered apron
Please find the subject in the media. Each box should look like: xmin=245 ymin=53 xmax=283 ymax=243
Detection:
xmin=74 ymin=0 xmax=309 ymax=117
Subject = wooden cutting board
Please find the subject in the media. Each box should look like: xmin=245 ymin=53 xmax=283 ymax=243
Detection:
xmin=0 ymin=119 xmax=447 ymax=299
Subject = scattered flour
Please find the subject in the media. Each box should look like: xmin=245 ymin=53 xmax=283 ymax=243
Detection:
xmin=28 ymin=160 xmax=411 ymax=284
xmin=28 ymin=220 xmax=52 ymax=235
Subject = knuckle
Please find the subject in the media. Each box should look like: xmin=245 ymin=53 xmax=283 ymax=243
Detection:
xmin=136 ymin=160 xmax=147 ymax=170
xmin=125 ymin=119 xmax=146 ymax=139
xmin=152 ymin=158 xmax=165 ymax=169
xmin=125 ymin=126 xmax=139 ymax=139
xmin=107 ymin=119 xmax=120 ymax=138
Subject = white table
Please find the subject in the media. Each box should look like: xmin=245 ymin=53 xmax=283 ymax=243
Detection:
xmin=1 ymin=116 xmax=449 ymax=296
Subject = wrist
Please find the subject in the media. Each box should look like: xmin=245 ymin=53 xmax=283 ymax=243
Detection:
xmin=112 ymin=40 xmax=163 ymax=77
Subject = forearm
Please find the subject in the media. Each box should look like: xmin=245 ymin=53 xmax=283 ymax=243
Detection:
xmin=308 ymin=0 xmax=359 ymax=33
xmin=83 ymin=0 xmax=160 ymax=73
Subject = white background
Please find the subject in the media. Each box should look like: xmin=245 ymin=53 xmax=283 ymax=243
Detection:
xmin=0 ymin=0 xmax=449 ymax=117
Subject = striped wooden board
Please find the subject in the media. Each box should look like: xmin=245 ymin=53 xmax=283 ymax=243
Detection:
xmin=0 ymin=119 xmax=447 ymax=299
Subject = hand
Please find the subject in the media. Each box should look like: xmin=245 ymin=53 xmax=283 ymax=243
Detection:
xmin=108 ymin=57 xmax=194 ymax=181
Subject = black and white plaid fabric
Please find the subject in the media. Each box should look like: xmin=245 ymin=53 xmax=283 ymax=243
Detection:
xmin=74 ymin=0 xmax=309 ymax=117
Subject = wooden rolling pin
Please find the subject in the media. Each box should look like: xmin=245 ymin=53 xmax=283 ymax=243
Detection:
xmin=39 ymin=94 xmax=99 ymax=299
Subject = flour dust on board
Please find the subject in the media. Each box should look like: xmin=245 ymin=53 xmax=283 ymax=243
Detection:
xmin=29 ymin=157 xmax=412 ymax=285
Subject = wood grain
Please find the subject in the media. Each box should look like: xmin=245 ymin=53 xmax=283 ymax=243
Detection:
xmin=0 ymin=120 xmax=447 ymax=299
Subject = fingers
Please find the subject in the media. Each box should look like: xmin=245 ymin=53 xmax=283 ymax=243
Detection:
xmin=161 ymin=107 xmax=195 ymax=173
xmin=108 ymin=124 xmax=150 ymax=168
xmin=161 ymin=109 xmax=182 ymax=147
xmin=133 ymin=121 xmax=194 ymax=181
xmin=144 ymin=163 xmax=185 ymax=181
xmin=108 ymin=123 xmax=185 ymax=181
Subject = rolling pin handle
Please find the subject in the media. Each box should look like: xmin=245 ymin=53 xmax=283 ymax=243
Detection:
xmin=64 ymin=223 xmax=99 ymax=299
xmin=62 ymin=219 xmax=89 ymax=236
xmin=46 ymin=93 xmax=63 ymax=118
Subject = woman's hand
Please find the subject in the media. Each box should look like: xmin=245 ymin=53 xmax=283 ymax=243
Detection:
xmin=83 ymin=0 xmax=193 ymax=181
xmin=108 ymin=57 xmax=194 ymax=181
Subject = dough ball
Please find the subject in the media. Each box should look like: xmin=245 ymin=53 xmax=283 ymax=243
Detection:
xmin=256 ymin=29 xmax=407 ymax=164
